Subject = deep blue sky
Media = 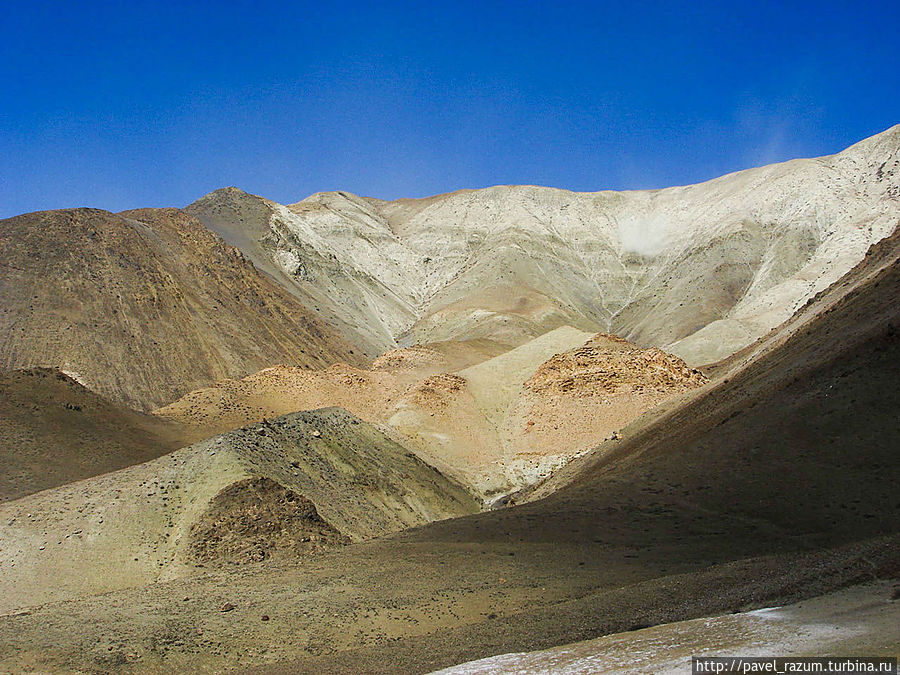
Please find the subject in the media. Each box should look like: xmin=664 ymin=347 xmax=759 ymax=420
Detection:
xmin=1 ymin=0 xmax=898 ymax=218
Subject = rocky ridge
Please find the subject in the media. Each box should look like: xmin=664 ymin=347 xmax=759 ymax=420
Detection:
xmin=158 ymin=328 xmax=709 ymax=497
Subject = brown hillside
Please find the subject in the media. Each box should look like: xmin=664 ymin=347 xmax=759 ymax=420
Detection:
xmin=157 ymin=329 xmax=709 ymax=497
xmin=0 ymin=208 xmax=360 ymax=409
xmin=524 ymin=333 xmax=707 ymax=397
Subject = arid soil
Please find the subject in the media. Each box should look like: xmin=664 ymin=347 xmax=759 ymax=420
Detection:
xmin=0 ymin=408 xmax=478 ymax=613
xmin=156 ymin=326 xmax=708 ymax=497
xmin=430 ymin=581 xmax=900 ymax=674
xmin=0 ymin=129 xmax=897 ymax=675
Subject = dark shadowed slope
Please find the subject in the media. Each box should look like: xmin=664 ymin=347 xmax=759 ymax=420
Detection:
xmin=0 ymin=368 xmax=194 ymax=502
xmin=0 ymin=208 xmax=361 ymax=410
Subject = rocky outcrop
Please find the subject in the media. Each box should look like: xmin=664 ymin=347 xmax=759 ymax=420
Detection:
xmin=524 ymin=334 xmax=708 ymax=397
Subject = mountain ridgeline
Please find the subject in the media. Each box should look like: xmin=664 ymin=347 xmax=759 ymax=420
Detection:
xmin=187 ymin=125 xmax=900 ymax=366
xmin=1 ymin=126 xmax=897 ymax=413
xmin=0 ymin=126 xmax=898 ymax=675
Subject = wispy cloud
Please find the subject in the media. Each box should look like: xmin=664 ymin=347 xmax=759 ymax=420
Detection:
xmin=617 ymin=213 xmax=670 ymax=256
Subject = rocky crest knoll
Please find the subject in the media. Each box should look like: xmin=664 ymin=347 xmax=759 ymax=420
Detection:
xmin=158 ymin=327 xmax=710 ymax=497
xmin=524 ymin=334 xmax=708 ymax=397
xmin=0 ymin=407 xmax=478 ymax=612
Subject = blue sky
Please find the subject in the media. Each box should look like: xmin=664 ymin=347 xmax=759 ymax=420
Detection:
xmin=1 ymin=0 xmax=898 ymax=218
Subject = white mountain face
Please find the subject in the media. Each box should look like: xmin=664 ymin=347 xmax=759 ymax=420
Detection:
xmin=187 ymin=125 xmax=899 ymax=365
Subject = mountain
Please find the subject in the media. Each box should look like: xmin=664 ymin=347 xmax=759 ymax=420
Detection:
xmin=184 ymin=188 xmax=422 ymax=359
xmin=0 ymin=126 xmax=898 ymax=675
xmin=186 ymin=125 xmax=900 ymax=365
xmin=0 ymin=207 xmax=360 ymax=410
xmin=156 ymin=327 xmax=708 ymax=498
xmin=0 ymin=218 xmax=896 ymax=673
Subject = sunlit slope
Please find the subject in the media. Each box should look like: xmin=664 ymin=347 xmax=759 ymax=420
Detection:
xmin=0 ymin=223 xmax=897 ymax=675
xmin=157 ymin=327 xmax=708 ymax=497
xmin=188 ymin=126 xmax=900 ymax=364
xmin=0 ymin=408 xmax=477 ymax=613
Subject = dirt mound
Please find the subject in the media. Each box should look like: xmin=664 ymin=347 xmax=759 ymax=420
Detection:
xmin=0 ymin=207 xmax=359 ymax=410
xmin=405 ymin=374 xmax=468 ymax=409
xmin=500 ymin=334 xmax=710 ymax=487
xmin=524 ymin=334 xmax=708 ymax=397
xmin=188 ymin=477 xmax=349 ymax=566
xmin=371 ymin=345 xmax=446 ymax=371
xmin=158 ymin=326 xmax=706 ymax=499
xmin=0 ymin=368 xmax=195 ymax=501
xmin=154 ymin=362 xmax=409 ymax=439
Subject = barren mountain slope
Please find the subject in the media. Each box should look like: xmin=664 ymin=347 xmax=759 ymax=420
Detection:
xmin=153 ymin=340 xmax=503 ymax=440
xmin=383 ymin=326 xmax=704 ymax=495
xmin=154 ymin=362 xmax=408 ymax=440
xmin=0 ymin=368 xmax=194 ymax=502
xmin=185 ymin=188 xmax=411 ymax=359
xmin=704 ymin=223 xmax=900 ymax=380
xmin=186 ymin=125 xmax=900 ymax=364
xmin=0 ymin=408 xmax=477 ymax=612
xmin=1 ymin=201 xmax=895 ymax=674
xmin=511 ymin=333 xmax=708 ymax=465
xmin=0 ymin=207 xmax=359 ymax=409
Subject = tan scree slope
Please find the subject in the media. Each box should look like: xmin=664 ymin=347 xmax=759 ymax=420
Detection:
xmin=0 ymin=223 xmax=897 ymax=674
xmin=158 ymin=326 xmax=708 ymax=497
